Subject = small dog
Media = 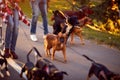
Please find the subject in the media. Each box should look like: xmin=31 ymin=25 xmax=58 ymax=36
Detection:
xmin=35 ymin=51 xmax=68 ymax=80
xmin=20 ymin=47 xmax=49 ymax=80
xmin=82 ymin=55 xmax=120 ymax=80
xmin=0 ymin=51 xmax=10 ymax=78
xmin=44 ymin=32 xmax=67 ymax=62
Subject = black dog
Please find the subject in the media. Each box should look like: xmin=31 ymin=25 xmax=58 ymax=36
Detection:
xmin=20 ymin=47 xmax=49 ymax=80
xmin=82 ymin=55 xmax=120 ymax=80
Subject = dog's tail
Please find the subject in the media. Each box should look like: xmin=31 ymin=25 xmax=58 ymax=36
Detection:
xmin=82 ymin=54 xmax=95 ymax=63
xmin=27 ymin=47 xmax=42 ymax=62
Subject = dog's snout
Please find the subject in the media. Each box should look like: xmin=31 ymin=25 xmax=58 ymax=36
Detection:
xmin=59 ymin=37 xmax=65 ymax=43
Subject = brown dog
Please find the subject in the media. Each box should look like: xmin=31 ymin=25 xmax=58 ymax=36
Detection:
xmin=44 ymin=32 xmax=67 ymax=62
xmin=83 ymin=55 xmax=120 ymax=80
xmin=69 ymin=16 xmax=92 ymax=45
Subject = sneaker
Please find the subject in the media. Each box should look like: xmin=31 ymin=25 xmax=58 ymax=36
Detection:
xmin=10 ymin=51 xmax=18 ymax=59
xmin=30 ymin=34 xmax=38 ymax=42
xmin=4 ymin=48 xmax=11 ymax=58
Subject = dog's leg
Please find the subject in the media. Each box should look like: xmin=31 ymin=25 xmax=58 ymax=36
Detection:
xmin=78 ymin=32 xmax=84 ymax=45
xmin=70 ymin=32 xmax=74 ymax=44
xmin=0 ymin=71 xmax=4 ymax=78
xmin=5 ymin=66 xmax=10 ymax=76
xmin=45 ymin=49 xmax=49 ymax=57
xmin=51 ymin=48 xmax=55 ymax=60
xmin=63 ymin=47 xmax=67 ymax=63
xmin=99 ymin=71 xmax=107 ymax=80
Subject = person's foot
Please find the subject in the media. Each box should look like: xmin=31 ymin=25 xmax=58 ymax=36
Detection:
xmin=30 ymin=34 xmax=38 ymax=41
xmin=10 ymin=51 xmax=18 ymax=59
xmin=4 ymin=48 xmax=11 ymax=58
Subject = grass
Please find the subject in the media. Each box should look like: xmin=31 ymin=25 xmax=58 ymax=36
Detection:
xmin=19 ymin=0 xmax=120 ymax=50
xmin=83 ymin=27 xmax=120 ymax=50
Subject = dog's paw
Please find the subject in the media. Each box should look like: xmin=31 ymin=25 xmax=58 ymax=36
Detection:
xmin=0 ymin=72 xmax=4 ymax=78
xmin=6 ymin=71 xmax=10 ymax=76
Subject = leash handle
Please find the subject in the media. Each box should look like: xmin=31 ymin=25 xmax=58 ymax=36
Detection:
xmin=27 ymin=47 xmax=42 ymax=62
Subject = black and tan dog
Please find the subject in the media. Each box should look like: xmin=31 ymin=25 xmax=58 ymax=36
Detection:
xmin=51 ymin=10 xmax=92 ymax=45
xmin=69 ymin=16 xmax=92 ymax=45
xmin=0 ymin=53 xmax=10 ymax=78
xmin=82 ymin=55 xmax=120 ymax=80
xmin=35 ymin=48 xmax=68 ymax=80
xmin=20 ymin=47 xmax=68 ymax=80
xmin=20 ymin=47 xmax=49 ymax=80
xmin=44 ymin=32 xmax=67 ymax=62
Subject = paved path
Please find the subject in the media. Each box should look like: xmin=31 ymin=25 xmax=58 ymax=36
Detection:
xmin=1 ymin=22 xmax=120 ymax=80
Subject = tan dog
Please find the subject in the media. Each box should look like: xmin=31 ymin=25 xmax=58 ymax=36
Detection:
xmin=44 ymin=32 xmax=67 ymax=62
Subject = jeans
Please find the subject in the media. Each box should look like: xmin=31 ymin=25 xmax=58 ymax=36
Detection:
xmin=30 ymin=0 xmax=49 ymax=35
xmin=5 ymin=9 xmax=19 ymax=52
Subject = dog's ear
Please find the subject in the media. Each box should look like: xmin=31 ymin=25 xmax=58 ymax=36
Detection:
xmin=61 ymin=71 xmax=68 ymax=75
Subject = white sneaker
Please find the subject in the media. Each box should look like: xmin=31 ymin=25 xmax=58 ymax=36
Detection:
xmin=30 ymin=34 xmax=38 ymax=42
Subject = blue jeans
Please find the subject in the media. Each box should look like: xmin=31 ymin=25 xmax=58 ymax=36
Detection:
xmin=30 ymin=0 xmax=49 ymax=35
xmin=5 ymin=9 xmax=19 ymax=52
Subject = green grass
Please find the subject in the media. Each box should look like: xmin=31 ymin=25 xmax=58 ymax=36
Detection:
xmin=19 ymin=0 xmax=120 ymax=50
xmin=83 ymin=27 xmax=120 ymax=50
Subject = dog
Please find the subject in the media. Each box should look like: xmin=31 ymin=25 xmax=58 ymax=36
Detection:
xmin=34 ymin=48 xmax=68 ymax=80
xmin=0 ymin=38 xmax=10 ymax=78
xmin=62 ymin=5 xmax=94 ymax=20
xmin=20 ymin=47 xmax=49 ymax=80
xmin=51 ymin=10 xmax=68 ymax=35
xmin=44 ymin=32 xmax=67 ymax=62
xmin=68 ymin=16 xmax=92 ymax=45
xmin=82 ymin=55 xmax=120 ymax=80
xmin=0 ymin=53 xmax=10 ymax=78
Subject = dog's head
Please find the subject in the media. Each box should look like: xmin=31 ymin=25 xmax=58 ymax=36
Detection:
xmin=68 ymin=16 xmax=80 ymax=26
xmin=31 ymin=67 xmax=49 ymax=80
xmin=57 ymin=32 xmax=67 ymax=44
xmin=50 ymin=71 xmax=68 ymax=80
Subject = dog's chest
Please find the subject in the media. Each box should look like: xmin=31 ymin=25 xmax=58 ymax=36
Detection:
xmin=55 ymin=43 xmax=65 ymax=50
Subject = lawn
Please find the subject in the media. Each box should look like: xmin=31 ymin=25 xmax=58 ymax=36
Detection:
xmin=19 ymin=0 xmax=120 ymax=50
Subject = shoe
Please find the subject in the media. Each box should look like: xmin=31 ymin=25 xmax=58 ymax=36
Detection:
xmin=30 ymin=34 xmax=38 ymax=42
xmin=4 ymin=48 xmax=11 ymax=58
xmin=10 ymin=51 xmax=18 ymax=59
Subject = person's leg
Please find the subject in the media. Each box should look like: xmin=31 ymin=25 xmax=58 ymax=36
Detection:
xmin=39 ymin=0 xmax=49 ymax=35
xmin=4 ymin=15 xmax=14 ymax=58
xmin=10 ymin=9 xmax=19 ymax=59
xmin=30 ymin=0 xmax=40 ymax=41
xmin=30 ymin=0 xmax=40 ymax=34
